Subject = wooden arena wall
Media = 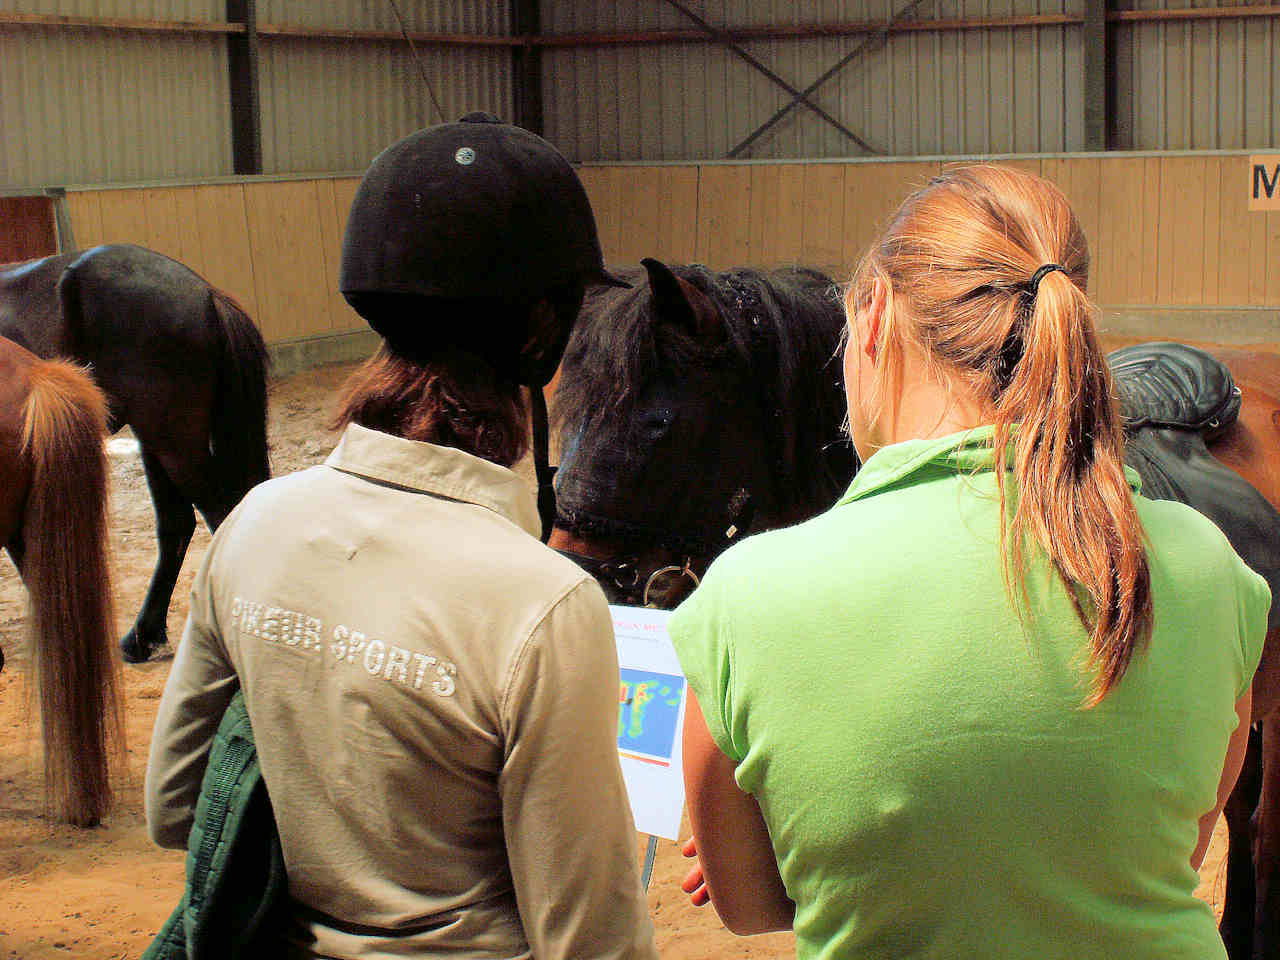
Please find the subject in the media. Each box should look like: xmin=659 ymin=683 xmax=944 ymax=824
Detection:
xmin=62 ymin=152 xmax=1277 ymax=356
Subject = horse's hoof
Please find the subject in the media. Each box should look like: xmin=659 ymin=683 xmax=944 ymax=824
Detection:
xmin=120 ymin=628 xmax=160 ymax=664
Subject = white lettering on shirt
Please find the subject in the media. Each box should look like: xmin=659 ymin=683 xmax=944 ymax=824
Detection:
xmin=230 ymin=596 xmax=456 ymax=696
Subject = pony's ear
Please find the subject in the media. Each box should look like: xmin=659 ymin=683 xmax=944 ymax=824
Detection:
xmin=641 ymin=257 xmax=724 ymax=343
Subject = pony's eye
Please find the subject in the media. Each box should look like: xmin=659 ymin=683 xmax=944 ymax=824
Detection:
xmin=645 ymin=409 xmax=674 ymax=434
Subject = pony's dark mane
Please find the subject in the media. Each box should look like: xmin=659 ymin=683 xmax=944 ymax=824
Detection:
xmin=555 ymin=262 xmax=855 ymax=516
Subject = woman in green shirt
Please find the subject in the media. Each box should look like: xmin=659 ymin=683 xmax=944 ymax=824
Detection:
xmin=670 ymin=165 xmax=1267 ymax=959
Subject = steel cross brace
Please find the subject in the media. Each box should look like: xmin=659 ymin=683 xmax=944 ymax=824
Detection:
xmin=658 ymin=0 xmax=880 ymax=155
xmin=725 ymin=0 xmax=935 ymax=158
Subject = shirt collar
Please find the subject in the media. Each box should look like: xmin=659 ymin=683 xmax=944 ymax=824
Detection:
xmin=837 ymin=425 xmax=1143 ymax=505
xmin=325 ymin=422 xmax=542 ymax=537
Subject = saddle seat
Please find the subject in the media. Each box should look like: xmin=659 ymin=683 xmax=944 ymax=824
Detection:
xmin=1107 ymin=342 xmax=1280 ymax=634
xmin=1109 ymin=341 xmax=1242 ymax=439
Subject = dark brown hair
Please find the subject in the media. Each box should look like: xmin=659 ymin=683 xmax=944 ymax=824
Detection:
xmin=331 ymin=344 xmax=529 ymax=467
xmin=849 ymin=164 xmax=1152 ymax=705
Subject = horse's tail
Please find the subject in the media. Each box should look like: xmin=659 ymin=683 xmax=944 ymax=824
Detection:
xmin=208 ymin=289 xmax=270 ymax=524
xmin=20 ymin=357 xmax=122 ymax=827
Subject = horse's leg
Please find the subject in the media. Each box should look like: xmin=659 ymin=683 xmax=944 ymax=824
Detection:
xmin=1255 ymin=718 xmax=1280 ymax=960
xmin=120 ymin=448 xmax=195 ymax=663
xmin=1221 ymin=725 xmax=1262 ymax=959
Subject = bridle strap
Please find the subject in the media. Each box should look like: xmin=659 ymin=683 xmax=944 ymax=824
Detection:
xmin=552 ymin=493 xmax=754 ymax=607
xmin=552 ymin=547 xmax=644 ymax=600
xmin=529 ymin=386 xmax=555 ymax=544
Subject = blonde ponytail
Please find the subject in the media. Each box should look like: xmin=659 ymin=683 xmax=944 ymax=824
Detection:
xmin=853 ymin=165 xmax=1152 ymax=704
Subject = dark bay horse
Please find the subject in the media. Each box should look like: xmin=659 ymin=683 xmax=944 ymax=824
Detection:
xmin=0 ymin=244 xmax=270 ymax=663
xmin=0 ymin=335 xmax=122 ymax=827
xmin=549 ymin=257 xmax=1280 ymax=959
xmin=549 ymin=257 xmax=856 ymax=608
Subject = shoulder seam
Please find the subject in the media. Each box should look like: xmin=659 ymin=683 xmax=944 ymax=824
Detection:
xmin=497 ymin=575 xmax=600 ymax=747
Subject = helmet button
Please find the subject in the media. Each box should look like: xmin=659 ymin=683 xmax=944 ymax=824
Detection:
xmin=455 ymin=147 xmax=476 ymax=166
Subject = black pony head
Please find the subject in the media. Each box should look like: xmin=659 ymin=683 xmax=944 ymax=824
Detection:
xmin=552 ymin=257 xmax=856 ymax=561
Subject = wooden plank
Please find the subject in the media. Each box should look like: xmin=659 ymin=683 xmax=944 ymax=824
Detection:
xmin=1249 ymin=197 xmax=1270 ymax=306
xmin=1095 ymin=158 xmax=1147 ymax=305
xmin=748 ymin=165 xmax=782 ymax=268
xmin=800 ymin=164 xmax=847 ymax=277
xmin=241 ymin=179 xmax=332 ymax=343
xmin=95 ymin=189 xmax=150 ymax=246
xmin=696 ymin=165 xmax=752 ymax=268
xmin=1156 ymin=157 xmax=1207 ymax=305
xmin=531 ymin=15 xmax=1087 ymax=47
xmin=0 ymin=11 xmax=239 ymax=34
xmin=1046 ymin=158 xmax=1101 ymax=296
xmin=1139 ymin=157 xmax=1163 ymax=305
xmin=842 ymin=162 xmax=940 ymax=276
xmin=1217 ymin=155 xmax=1253 ymax=304
xmin=170 ymin=188 xmax=205 ymax=268
xmin=1202 ymin=158 xmax=1222 ymax=306
xmin=1108 ymin=6 xmax=1280 ymax=23
xmin=656 ymin=166 xmax=699 ymax=265
xmin=313 ymin=179 xmax=347 ymax=336
xmin=191 ymin=184 xmax=258 ymax=329
xmin=576 ymin=166 xmax=623 ymax=265
xmin=612 ymin=169 xmax=640 ymax=264
xmin=772 ymin=165 xmax=808 ymax=269
xmin=989 ymin=157 xmax=1044 ymax=179
xmin=137 ymin=188 xmax=187 ymax=264
xmin=328 ymin=178 xmax=363 ymax=331
xmin=1267 ymin=208 xmax=1280 ymax=307
xmin=624 ymin=167 xmax=662 ymax=266
xmin=64 ymin=192 xmax=105 ymax=252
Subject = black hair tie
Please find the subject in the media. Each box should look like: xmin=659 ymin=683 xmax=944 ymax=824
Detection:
xmin=1027 ymin=263 xmax=1066 ymax=297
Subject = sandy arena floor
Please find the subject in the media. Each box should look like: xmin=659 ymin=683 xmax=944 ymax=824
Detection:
xmin=0 ymin=359 xmax=1230 ymax=959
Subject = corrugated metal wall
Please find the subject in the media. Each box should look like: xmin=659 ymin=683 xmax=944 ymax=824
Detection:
xmin=256 ymin=0 xmax=512 ymax=173
xmin=1 ymin=3 xmax=234 ymax=186
xmin=0 ymin=0 xmax=512 ymax=187
xmin=541 ymin=0 xmax=1280 ymax=161
xmin=4 ymin=1 xmax=1276 ymax=183
xmin=1111 ymin=9 xmax=1280 ymax=150
xmin=540 ymin=0 xmax=1084 ymax=162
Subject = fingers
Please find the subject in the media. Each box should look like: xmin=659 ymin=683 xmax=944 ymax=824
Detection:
xmin=680 ymin=836 xmax=710 ymax=906
xmin=680 ymin=863 xmax=703 ymax=894
xmin=681 ymin=855 xmax=710 ymax=907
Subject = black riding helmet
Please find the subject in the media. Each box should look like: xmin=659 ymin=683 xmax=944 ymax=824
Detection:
xmin=340 ymin=112 xmax=627 ymax=387
xmin=340 ymin=114 xmax=625 ymax=540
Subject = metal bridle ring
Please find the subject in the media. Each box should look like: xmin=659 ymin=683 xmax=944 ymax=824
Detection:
xmin=643 ymin=559 xmax=701 ymax=607
xmin=605 ymin=561 xmax=642 ymax=592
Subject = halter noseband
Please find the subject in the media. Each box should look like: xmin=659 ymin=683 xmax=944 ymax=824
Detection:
xmin=553 ymin=548 xmax=704 ymax=607
xmin=553 ymin=493 xmax=754 ymax=608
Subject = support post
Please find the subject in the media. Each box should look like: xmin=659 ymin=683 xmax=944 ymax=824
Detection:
xmin=512 ymin=0 xmax=543 ymax=135
xmin=227 ymin=0 xmax=262 ymax=174
xmin=1083 ymin=0 xmax=1108 ymax=150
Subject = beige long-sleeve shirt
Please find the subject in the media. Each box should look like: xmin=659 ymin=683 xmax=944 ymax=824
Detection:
xmin=146 ymin=423 xmax=658 ymax=960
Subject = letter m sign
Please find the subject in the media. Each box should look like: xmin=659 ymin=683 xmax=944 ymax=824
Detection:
xmin=1249 ymin=155 xmax=1280 ymax=211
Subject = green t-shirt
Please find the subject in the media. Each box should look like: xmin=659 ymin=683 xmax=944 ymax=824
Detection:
xmin=669 ymin=426 xmax=1270 ymax=960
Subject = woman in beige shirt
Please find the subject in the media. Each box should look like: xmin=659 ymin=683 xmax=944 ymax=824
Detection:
xmin=146 ymin=115 xmax=657 ymax=960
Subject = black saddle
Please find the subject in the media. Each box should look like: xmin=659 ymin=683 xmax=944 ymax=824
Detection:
xmin=1110 ymin=342 xmax=1280 ymax=633
xmin=1111 ymin=341 xmax=1242 ymax=438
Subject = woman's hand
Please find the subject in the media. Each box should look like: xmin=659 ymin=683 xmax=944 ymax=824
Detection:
xmin=681 ymin=836 xmax=711 ymax=907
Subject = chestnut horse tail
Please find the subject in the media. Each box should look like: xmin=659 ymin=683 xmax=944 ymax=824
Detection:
xmin=21 ymin=357 xmax=122 ymax=827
